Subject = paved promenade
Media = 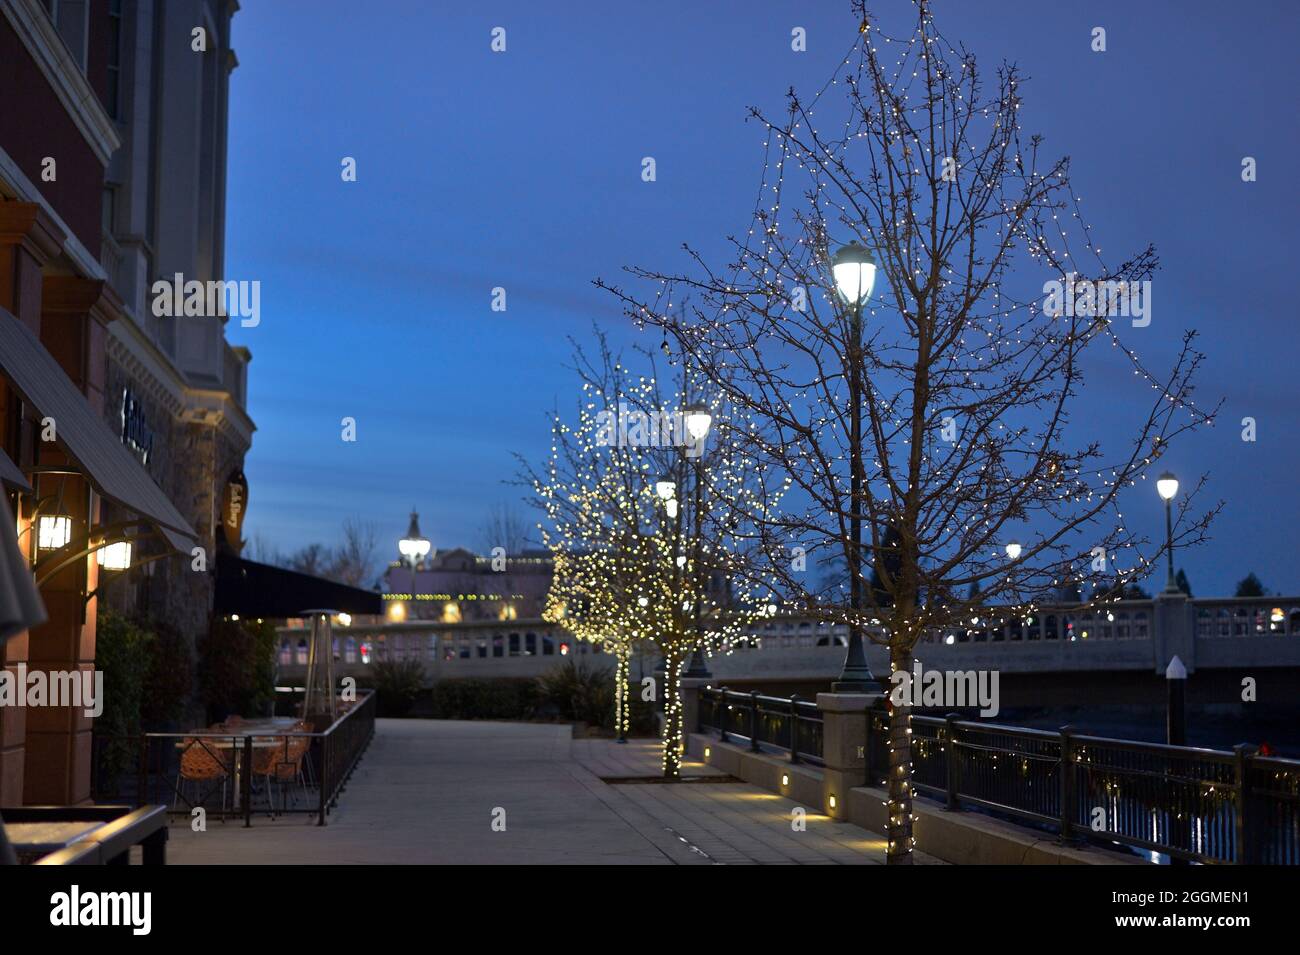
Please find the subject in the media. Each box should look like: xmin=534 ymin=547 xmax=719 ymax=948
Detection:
xmin=166 ymin=719 xmax=940 ymax=864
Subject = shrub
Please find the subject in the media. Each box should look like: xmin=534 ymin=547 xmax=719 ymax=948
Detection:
xmin=426 ymin=678 xmax=539 ymax=721
xmin=94 ymin=611 xmax=152 ymax=781
xmin=369 ymin=659 xmax=425 ymax=717
xmin=141 ymin=619 xmax=193 ymax=727
xmin=197 ymin=616 xmax=276 ymax=722
xmin=536 ymin=659 xmax=615 ymax=728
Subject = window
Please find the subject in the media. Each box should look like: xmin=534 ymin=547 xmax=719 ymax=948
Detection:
xmin=106 ymin=0 xmax=123 ymax=119
xmin=101 ymin=186 xmax=116 ymax=234
xmin=47 ymin=0 xmax=90 ymax=71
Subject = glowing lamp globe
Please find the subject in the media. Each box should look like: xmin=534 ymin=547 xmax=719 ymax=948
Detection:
xmin=1005 ymin=541 xmax=1022 ymax=560
xmin=683 ymin=402 xmax=712 ymax=441
xmin=1156 ymin=472 xmax=1179 ymax=501
xmin=398 ymin=509 xmax=431 ymax=563
xmin=832 ymin=242 xmax=877 ymax=305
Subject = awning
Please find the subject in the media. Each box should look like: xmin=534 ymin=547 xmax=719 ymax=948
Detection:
xmin=0 ymin=310 xmax=196 ymax=550
xmin=0 ymin=447 xmax=31 ymax=494
xmin=214 ymin=556 xmax=383 ymax=618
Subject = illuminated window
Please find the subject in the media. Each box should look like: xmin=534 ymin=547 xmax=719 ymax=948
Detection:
xmin=388 ymin=601 xmax=407 ymax=622
xmin=442 ymin=602 xmax=462 ymax=624
xmin=499 ymin=603 xmax=517 ymax=621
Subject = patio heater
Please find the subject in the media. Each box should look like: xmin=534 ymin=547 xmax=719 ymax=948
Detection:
xmin=300 ymin=609 xmax=338 ymax=729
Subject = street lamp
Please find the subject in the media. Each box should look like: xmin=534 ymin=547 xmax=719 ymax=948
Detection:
xmin=397 ymin=508 xmax=431 ymax=601
xmin=654 ymin=478 xmax=677 ymax=501
xmin=1005 ymin=540 xmax=1022 ymax=561
xmin=683 ymin=401 xmax=713 ymax=679
xmin=832 ymin=241 xmax=877 ymax=305
xmin=1156 ymin=472 xmax=1179 ymax=592
xmin=683 ymin=402 xmax=712 ymax=442
xmin=831 ymin=241 xmax=878 ymax=691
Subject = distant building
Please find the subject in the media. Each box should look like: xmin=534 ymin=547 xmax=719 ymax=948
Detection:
xmin=381 ymin=548 xmax=555 ymax=625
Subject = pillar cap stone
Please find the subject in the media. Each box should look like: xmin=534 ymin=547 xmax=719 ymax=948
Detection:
xmin=816 ymin=691 xmax=883 ymax=712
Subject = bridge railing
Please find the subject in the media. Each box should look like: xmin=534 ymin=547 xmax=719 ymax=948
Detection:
xmin=863 ymin=707 xmax=1300 ymax=864
xmin=698 ymin=688 xmax=1300 ymax=864
xmin=699 ymin=687 xmax=824 ymax=767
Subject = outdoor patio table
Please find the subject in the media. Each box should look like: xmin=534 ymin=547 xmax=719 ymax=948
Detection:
xmin=178 ymin=718 xmax=304 ymax=810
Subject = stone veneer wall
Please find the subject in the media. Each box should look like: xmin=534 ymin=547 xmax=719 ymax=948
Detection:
xmin=100 ymin=355 xmax=247 ymax=654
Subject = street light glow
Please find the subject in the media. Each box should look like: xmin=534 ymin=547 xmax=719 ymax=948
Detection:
xmin=1005 ymin=540 xmax=1022 ymax=560
xmin=1156 ymin=472 xmax=1179 ymax=501
xmin=832 ymin=242 xmax=877 ymax=304
xmin=398 ymin=508 xmax=431 ymax=563
xmin=683 ymin=402 xmax=712 ymax=441
xmin=655 ymin=478 xmax=677 ymax=500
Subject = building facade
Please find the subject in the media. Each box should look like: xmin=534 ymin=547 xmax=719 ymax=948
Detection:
xmin=0 ymin=0 xmax=249 ymax=805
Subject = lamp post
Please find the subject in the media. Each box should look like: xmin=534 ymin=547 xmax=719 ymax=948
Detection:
xmin=682 ymin=401 xmax=712 ymax=679
xmin=831 ymin=241 xmax=878 ymax=691
xmin=1156 ymin=472 xmax=1179 ymax=592
xmin=397 ymin=508 xmax=431 ymax=605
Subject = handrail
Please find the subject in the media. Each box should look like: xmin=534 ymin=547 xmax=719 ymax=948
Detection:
xmin=699 ymin=687 xmax=1300 ymax=864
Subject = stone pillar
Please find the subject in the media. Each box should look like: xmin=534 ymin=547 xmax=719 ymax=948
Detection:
xmin=816 ymin=691 xmax=883 ymax=820
xmin=680 ymin=676 xmax=709 ymax=742
xmin=0 ymin=203 xmax=65 ymax=806
xmin=1153 ymin=591 xmax=1195 ymax=675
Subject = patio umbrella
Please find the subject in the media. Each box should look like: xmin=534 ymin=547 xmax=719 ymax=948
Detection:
xmin=0 ymin=492 xmax=47 ymax=864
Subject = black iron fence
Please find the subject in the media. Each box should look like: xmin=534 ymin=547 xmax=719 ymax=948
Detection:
xmin=867 ymin=706 xmax=1300 ymax=864
xmin=699 ymin=687 xmax=824 ymax=766
xmin=91 ymin=690 xmax=376 ymax=827
xmin=698 ymin=688 xmax=1300 ymax=864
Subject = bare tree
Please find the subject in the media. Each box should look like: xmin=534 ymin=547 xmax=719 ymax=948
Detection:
xmin=330 ymin=517 xmax=380 ymax=588
xmin=599 ymin=1 xmax=1219 ymax=861
xmin=480 ymin=503 xmax=530 ymax=556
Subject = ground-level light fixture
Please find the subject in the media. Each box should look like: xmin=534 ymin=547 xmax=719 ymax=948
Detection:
xmin=781 ymin=773 xmax=789 ymax=787
xmin=827 ymin=794 xmax=838 ymax=811
xmin=95 ymin=540 xmax=132 ymax=570
xmin=832 ymin=241 xmax=877 ymax=305
xmin=1005 ymin=540 xmax=1022 ymax=560
xmin=683 ymin=402 xmax=712 ymax=442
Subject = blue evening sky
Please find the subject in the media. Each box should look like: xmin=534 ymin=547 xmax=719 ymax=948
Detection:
xmin=225 ymin=1 xmax=1299 ymax=595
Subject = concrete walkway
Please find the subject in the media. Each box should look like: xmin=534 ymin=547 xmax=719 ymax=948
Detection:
xmin=165 ymin=719 xmax=939 ymax=865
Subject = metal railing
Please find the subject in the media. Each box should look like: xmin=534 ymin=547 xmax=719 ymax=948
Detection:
xmin=865 ymin=706 xmax=1300 ymax=864
xmin=4 ymin=804 xmax=168 ymax=865
xmin=698 ymin=687 xmax=824 ymax=766
xmin=698 ymin=689 xmax=1300 ymax=863
xmin=91 ymin=690 xmax=376 ymax=827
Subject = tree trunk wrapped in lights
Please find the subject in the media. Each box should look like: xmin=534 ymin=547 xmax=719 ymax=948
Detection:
xmin=525 ymin=331 xmax=779 ymax=779
xmin=600 ymin=0 xmax=1218 ymax=857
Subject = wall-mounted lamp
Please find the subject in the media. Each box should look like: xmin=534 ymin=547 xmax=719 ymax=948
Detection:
xmin=37 ymin=513 xmax=72 ymax=551
xmin=95 ymin=540 xmax=132 ymax=570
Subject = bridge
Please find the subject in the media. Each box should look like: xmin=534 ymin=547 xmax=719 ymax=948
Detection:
xmin=274 ymin=593 xmax=1300 ymax=689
